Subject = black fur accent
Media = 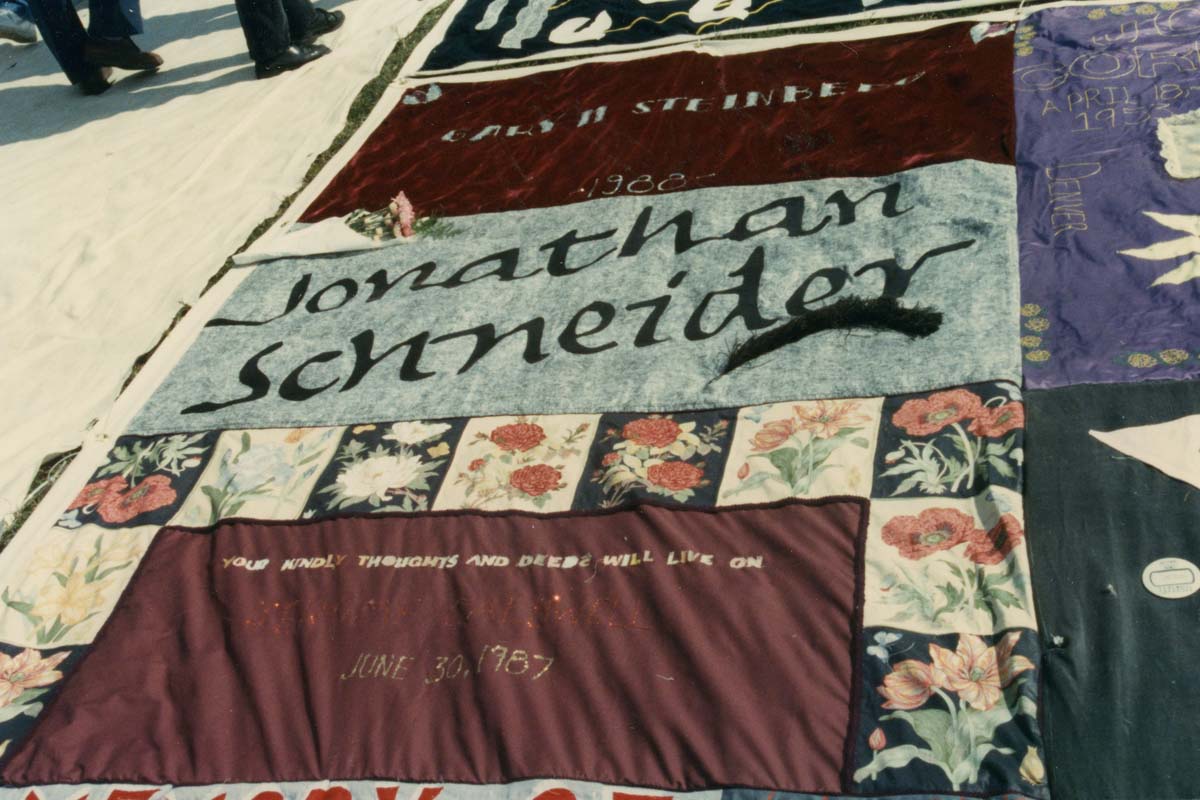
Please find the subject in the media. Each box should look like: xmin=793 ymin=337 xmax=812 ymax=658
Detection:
xmin=719 ymin=296 xmax=942 ymax=376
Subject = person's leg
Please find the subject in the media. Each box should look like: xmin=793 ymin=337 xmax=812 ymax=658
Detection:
xmin=279 ymin=0 xmax=314 ymax=41
xmin=24 ymin=0 xmax=93 ymax=83
xmin=234 ymin=0 xmax=330 ymax=77
xmin=232 ymin=0 xmax=293 ymax=63
xmin=85 ymin=0 xmax=141 ymax=38
xmin=82 ymin=0 xmax=161 ymax=71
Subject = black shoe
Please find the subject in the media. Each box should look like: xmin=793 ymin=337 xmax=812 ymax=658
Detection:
xmin=83 ymin=36 xmax=163 ymax=72
xmin=299 ymin=8 xmax=344 ymax=43
xmin=254 ymin=43 xmax=330 ymax=79
xmin=75 ymin=66 xmax=113 ymax=96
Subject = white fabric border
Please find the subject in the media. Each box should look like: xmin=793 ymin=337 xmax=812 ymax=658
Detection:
xmin=0 ymin=268 xmax=249 ymax=580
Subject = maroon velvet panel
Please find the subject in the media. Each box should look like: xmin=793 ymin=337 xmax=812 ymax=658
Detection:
xmin=301 ymin=23 xmax=1013 ymax=222
xmin=2 ymin=500 xmax=866 ymax=792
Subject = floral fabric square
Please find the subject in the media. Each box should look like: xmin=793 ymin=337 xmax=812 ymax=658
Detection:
xmin=873 ymin=382 xmax=1023 ymax=499
xmin=169 ymin=427 xmax=343 ymax=527
xmin=0 ymin=643 xmax=84 ymax=762
xmin=302 ymin=419 xmax=466 ymax=517
xmin=853 ymin=627 xmax=1046 ymax=798
xmin=573 ymin=411 xmax=734 ymax=509
xmin=0 ymin=525 xmax=157 ymax=647
xmin=433 ymin=415 xmax=598 ymax=512
xmin=56 ymin=432 xmax=219 ymax=530
xmin=717 ymin=398 xmax=883 ymax=505
xmin=863 ymin=488 xmax=1036 ymax=636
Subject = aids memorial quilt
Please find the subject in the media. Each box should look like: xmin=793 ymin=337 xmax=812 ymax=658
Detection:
xmin=1015 ymin=2 xmax=1200 ymax=387
xmin=409 ymin=0 xmax=1013 ymax=73
xmin=1025 ymin=379 xmax=1200 ymax=800
xmin=0 ymin=19 xmax=1045 ymax=800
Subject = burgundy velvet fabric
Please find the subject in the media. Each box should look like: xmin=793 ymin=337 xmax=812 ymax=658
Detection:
xmin=3 ymin=500 xmax=866 ymax=792
xmin=301 ymin=23 xmax=1014 ymax=222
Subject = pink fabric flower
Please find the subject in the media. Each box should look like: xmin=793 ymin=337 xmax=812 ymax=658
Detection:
xmin=0 ymin=649 xmax=69 ymax=708
xmin=390 ymin=191 xmax=415 ymax=238
xmin=879 ymin=659 xmax=937 ymax=710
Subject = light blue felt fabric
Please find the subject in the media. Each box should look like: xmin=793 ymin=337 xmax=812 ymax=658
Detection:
xmin=130 ymin=161 xmax=1019 ymax=434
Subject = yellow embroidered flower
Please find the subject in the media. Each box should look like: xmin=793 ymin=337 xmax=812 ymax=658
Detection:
xmin=1135 ymin=3 xmax=1157 ymax=13
xmin=1025 ymin=350 xmax=1051 ymax=362
xmin=1128 ymin=353 xmax=1158 ymax=368
xmin=1020 ymin=747 xmax=1046 ymax=784
xmin=25 ymin=547 xmax=69 ymax=577
xmin=1111 ymin=5 xmax=1131 ymax=13
xmin=1025 ymin=318 xmax=1050 ymax=332
xmin=1087 ymin=7 xmax=1107 ymax=17
xmin=32 ymin=573 xmax=110 ymax=627
xmin=1161 ymin=1 xmax=1180 ymax=8
xmin=1020 ymin=336 xmax=1042 ymax=348
xmin=847 ymin=466 xmax=863 ymax=491
xmin=1016 ymin=47 xmax=1034 ymax=57
xmin=1020 ymin=303 xmax=1042 ymax=317
xmin=96 ymin=538 xmax=144 ymax=570
xmin=1159 ymin=348 xmax=1190 ymax=365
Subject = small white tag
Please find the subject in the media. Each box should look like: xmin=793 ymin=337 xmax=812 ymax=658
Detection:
xmin=1142 ymin=557 xmax=1200 ymax=599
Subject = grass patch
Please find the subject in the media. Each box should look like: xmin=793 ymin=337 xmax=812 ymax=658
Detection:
xmin=0 ymin=449 xmax=78 ymax=552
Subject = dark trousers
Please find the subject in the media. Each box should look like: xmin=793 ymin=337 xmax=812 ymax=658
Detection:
xmin=28 ymin=0 xmax=142 ymax=84
xmin=233 ymin=0 xmax=315 ymax=64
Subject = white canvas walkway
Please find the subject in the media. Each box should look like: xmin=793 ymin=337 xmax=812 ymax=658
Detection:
xmin=0 ymin=0 xmax=436 ymax=523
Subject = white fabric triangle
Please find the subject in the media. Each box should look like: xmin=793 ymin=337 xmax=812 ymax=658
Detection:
xmin=233 ymin=218 xmax=388 ymax=265
xmin=1090 ymin=415 xmax=1200 ymax=490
